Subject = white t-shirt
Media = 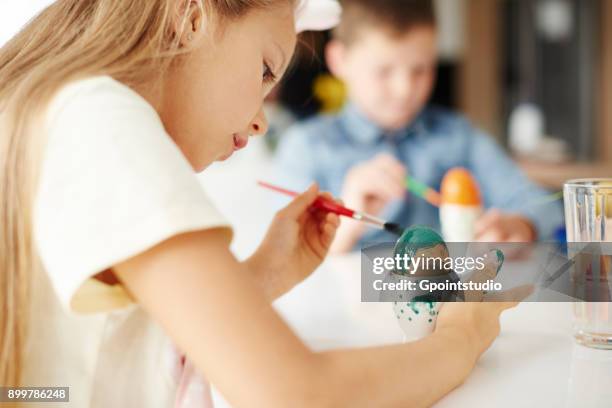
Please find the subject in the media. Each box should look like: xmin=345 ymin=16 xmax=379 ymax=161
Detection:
xmin=26 ymin=76 xmax=230 ymax=407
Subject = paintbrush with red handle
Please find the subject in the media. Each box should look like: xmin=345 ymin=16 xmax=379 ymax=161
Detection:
xmin=258 ymin=181 xmax=405 ymax=236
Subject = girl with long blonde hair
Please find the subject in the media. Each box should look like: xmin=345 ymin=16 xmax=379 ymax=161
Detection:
xmin=0 ymin=0 xmax=518 ymax=406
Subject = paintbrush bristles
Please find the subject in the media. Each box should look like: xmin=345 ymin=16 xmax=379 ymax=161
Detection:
xmin=384 ymin=223 xmax=405 ymax=237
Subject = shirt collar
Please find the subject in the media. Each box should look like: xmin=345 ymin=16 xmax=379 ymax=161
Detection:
xmin=339 ymin=102 xmax=429 ymax=145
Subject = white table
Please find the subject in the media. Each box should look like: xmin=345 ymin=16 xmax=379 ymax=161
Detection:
xmin=273 ymin=254 xmax=612 ymax=408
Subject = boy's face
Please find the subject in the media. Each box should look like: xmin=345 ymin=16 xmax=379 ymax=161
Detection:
xmin=328 ymin=25 xmax=438 ymax=131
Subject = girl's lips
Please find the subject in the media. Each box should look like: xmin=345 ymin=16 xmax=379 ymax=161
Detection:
xmin=233 ymin=134 xmax=249 ymax=150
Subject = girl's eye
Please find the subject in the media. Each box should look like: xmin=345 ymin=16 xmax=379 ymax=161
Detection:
xmin=263 ymin=62 xmax=277 ymax=84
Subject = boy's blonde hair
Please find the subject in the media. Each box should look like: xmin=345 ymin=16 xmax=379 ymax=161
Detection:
xmin=334 ymin=0 xmax=436 ymax=45
xmin=0 ymin=0 xmax=292 ymax=388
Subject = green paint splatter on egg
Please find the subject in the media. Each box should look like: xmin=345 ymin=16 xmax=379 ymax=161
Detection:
xmin=392 ymin=226 xmax=447 ymax=276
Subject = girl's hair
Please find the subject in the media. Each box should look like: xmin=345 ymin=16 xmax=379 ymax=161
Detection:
xmin=0 ymin=0 xmax=293 ymax=387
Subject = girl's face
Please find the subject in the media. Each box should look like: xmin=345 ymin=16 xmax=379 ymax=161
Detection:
xmin=161 ymin=4 xmax=297 ymax=172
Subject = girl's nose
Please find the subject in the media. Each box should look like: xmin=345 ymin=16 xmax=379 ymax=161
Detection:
xmin=250 ymin=108 xmax=269 ymax=136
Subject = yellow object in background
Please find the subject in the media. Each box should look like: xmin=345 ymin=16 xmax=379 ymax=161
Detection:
xmin=313 ymin=74 xmax=346 ymax=113
xmin=595 ymin=182 xmax=612 ymax=218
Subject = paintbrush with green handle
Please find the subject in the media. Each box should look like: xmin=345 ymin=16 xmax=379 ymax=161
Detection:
xmin=405 ymin=176 xmax=442 ymax=207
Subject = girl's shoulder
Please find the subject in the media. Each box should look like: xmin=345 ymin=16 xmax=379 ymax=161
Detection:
xmin=47 ymin=75 xmax=158 ymax=129
xmin=35 ymin=75 xmax=231 ymax=316
xmin=43 ymin=74 xmax=174 ymax=167
xmin=53 ymin=75 xmax=123 ymax=97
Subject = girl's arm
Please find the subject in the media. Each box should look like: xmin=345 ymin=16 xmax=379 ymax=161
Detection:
xmin=114 ymin=189 xmax=515 ymax=407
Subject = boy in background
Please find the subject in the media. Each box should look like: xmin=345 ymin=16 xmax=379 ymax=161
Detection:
xmin=274 ymin=0 xmax=563 ymax=252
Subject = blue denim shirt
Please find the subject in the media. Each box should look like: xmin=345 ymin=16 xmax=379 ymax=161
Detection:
xmin=273 ymin=103 xmax=564 ymax=248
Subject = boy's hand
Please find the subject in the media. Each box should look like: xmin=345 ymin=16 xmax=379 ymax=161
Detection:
xmin=246 ymin=184 xmax=341 ymax=300
xmin=332 ymin=154 xmax=406 ymax=253
xmin=341 ymin=153 xmax=407 ymax=214
xmin=474 ymin=209 xmax=536 ymax=242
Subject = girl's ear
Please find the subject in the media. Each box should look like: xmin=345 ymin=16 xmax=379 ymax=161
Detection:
xmin=177 ymin=0 xmax=205 ymax=48
xmin=325 ymin=39 xmax=347 ymax=80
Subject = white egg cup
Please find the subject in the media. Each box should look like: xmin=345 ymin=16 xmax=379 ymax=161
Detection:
xmin=439 ymin=204 xmax=482 ymax=242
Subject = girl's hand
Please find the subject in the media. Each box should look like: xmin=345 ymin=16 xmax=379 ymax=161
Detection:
xmin=246 ymin=183 xmax=341 ymax=299
xmin=435 ymin=301 xmax=519 ymax=366
xmin=436 ymin=247 xmax=532 ymax=364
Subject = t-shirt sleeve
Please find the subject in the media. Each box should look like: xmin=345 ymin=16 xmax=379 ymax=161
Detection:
xmin=33 ymin=77 xmax=232 ymax=314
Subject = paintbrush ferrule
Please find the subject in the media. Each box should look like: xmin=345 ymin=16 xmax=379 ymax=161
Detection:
xmin=357 ymin=212 xmax=387 ymax=228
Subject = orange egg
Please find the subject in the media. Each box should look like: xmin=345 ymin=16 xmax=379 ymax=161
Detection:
xmin=440 ymin=168 xmax=482 ymax=206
